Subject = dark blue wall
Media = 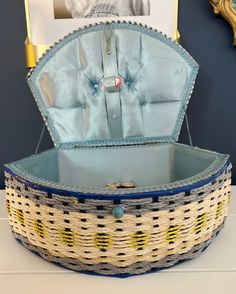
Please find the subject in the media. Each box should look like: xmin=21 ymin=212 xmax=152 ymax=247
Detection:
xmin=0 ymin=0 xmax=235 ymax=188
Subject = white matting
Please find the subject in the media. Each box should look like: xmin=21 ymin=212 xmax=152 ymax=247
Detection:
xmin=0 ymin=188 xmax=236 ymax=294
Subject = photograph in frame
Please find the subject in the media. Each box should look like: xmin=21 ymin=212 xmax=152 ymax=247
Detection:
xmin=53 ymin=0 xmax=151 ymax=19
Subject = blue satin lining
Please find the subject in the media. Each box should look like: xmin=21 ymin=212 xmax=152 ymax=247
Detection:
xmin=8 ymin=144 xmax=227 ymax=190
xmin=37 ymin=29 xmax=192 ymax=143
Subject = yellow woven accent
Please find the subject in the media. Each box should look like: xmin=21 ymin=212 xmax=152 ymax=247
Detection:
xmin=16 ymin=209 xmax=24 ymax=225
xmin=6 ymin=199 xmax=11 ymax=216
xmin=166 ymin=225 xmax=181 ymax=243
xmin=216 ymin=201 xmax=224 ymax=219
xmin=60 ymin=229 xmax=75 ymax=246
xmin=130 ymin=232 xmax=149 ymax=249
xmin=227 ymin=191 xmax=231 ymax=206
xmin=34 ymin=220 xmax=45 ymax=238
xmin=6 ymin=180 xmax=231 ymax=267
xmin=95 ymin=233 xmax=112 ymax=250
xmin=194 ymin=213 xmax=207 ymax=234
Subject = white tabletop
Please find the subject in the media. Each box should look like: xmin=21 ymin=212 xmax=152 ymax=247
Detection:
xmin=1 ymin=188 xmax=236 ymax=294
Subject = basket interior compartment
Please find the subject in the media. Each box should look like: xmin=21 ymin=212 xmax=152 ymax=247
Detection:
xmin=11 ymin=144 xmax=224 ymax=189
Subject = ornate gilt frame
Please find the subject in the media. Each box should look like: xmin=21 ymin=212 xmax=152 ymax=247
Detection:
xmin=210 ymin=0 xmax=236 ymax=45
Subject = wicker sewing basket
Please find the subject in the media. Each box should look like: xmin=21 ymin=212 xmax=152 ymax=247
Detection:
xmin=5 ymin=22 xmax=231 ymax=277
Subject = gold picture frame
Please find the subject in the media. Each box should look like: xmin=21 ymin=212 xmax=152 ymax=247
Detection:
xmin=24 ymin=0 xmax=180 ymax=67
xmin=209 ymin=0 xmax=236 ymax=45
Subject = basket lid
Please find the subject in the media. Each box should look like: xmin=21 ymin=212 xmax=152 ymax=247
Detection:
xmin=28 ymin=22 xmax=199 ymax=148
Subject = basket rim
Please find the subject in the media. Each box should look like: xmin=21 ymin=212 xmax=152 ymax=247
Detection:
xmin=5 ymin=144 xmax=230 ymax=200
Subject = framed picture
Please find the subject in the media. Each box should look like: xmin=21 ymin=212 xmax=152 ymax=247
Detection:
xmin=24 ymin=0 xmax=179 ymax=66
xmin=53 ymin=0 xmax=151 ymax=19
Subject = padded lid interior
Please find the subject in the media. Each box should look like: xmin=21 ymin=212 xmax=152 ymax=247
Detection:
xmin=28 ymin=22 xmax=199 ymax=147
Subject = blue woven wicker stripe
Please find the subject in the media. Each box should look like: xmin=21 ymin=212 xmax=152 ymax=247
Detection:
xmin=14 ymin=223 xmax=223 ymax=278
xmin=5 ymin=160 xmax=231 ymax=200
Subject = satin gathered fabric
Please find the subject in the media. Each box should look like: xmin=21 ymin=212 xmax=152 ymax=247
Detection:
xmin=37 ymin=29 xmax=191 ymax=143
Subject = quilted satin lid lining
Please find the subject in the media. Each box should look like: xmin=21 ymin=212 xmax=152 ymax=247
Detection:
xmin=28 ymin=22 xmax=199 ymax=147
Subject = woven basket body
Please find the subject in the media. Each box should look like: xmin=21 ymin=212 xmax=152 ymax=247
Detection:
xmin=5 ymin=22 xmax=232 ymax=277
xmin=5 ymin=144 xmax=231 ymax=277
